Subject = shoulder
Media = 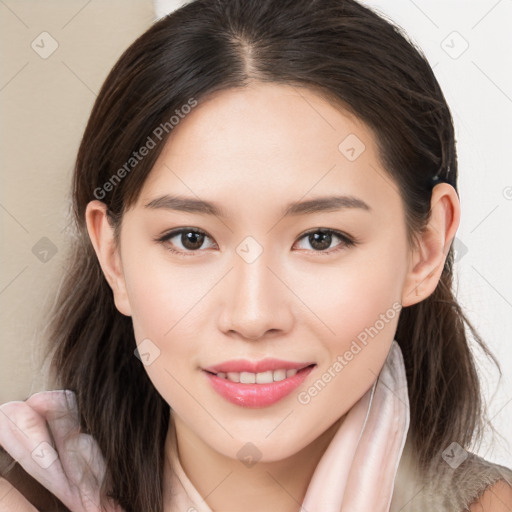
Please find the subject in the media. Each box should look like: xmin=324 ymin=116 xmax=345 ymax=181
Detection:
xmin=469 ymin=479 xmax=512 ymax=512
xmin=430 ymin=451 xmax=512 ymax=512
xmin=0 ymin=476 xmax=38 ymax=511
xmin=392 ymin=437 xmax=512 ymax=512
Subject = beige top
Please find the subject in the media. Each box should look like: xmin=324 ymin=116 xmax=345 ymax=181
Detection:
xmin=390 ymin=430 xmax=512 ymax=511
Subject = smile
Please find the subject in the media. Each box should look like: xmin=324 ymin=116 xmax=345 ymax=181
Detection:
xmin=203 ymin=363 xmax=316 ymax=408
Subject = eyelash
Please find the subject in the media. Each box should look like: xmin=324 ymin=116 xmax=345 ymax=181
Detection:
xmin=155 ymin=227 xmax=358 ymax=257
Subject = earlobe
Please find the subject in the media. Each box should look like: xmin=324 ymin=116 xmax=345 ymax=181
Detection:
xmin=85 ymin=200 xmax=132 ymax=316
xmin=401 ymin=183 xmax=460 ymax=307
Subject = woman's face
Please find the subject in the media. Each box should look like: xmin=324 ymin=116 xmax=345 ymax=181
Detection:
xmin=112 ymin=82 xmax=415 ymax=461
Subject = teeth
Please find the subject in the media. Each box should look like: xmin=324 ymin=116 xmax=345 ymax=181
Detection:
xmin=240 ymin=372 xmax=256 ymax=384
xmin=226 ymin=372 xmax=240 ymax=382
xmin=256 ymin=371 xmax=273 ymax=384
xmin=273 ymin=369 xmax=286 ymax=382
xmin=215 ymin=368 xmax=302 ymax=383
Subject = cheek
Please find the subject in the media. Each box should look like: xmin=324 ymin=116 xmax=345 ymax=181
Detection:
xmin=293 ymin=261 xmax=403 ymax=439
xmin=293 ymin=239 xmax=406 ymax=391
xmin=124 ymin=259 xmax=204 ymax=412
xmin=121 ymin=247 xmax=220 ymax=400
xmin=123 ymin=248 xmax=210 ymax=342
xmin=297 ymin=247 xmax=404 ymax=343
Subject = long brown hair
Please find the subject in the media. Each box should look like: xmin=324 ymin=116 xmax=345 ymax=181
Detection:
xmin=43 ymin=0 xmax=503 ymax=510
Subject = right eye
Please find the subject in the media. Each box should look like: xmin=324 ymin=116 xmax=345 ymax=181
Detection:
xmin=156 ymin=227 xmax=217 ymax=256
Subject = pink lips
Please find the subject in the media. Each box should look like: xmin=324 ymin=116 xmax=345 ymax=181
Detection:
xmin=202 ymin=358 xmax=316 ymax=408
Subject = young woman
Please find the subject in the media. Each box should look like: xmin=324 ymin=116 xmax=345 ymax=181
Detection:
xmin=1 ymin=0 xmax=511 ymax=511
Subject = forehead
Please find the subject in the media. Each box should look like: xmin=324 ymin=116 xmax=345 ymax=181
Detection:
xmin=157 ymin=82 xmax=369 ymax=167
xmin=137 ymin=82 xmax=402 ymax=222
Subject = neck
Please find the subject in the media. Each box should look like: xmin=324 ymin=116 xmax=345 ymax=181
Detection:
xmin=163 ymin=412 xmax=346 ymax=512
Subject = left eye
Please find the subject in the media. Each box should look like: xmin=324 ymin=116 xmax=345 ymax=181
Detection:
xmin=294 ymin=229 xmax=356 ymax=253
xmin=156 ymin=228 xmax=356 ymax=256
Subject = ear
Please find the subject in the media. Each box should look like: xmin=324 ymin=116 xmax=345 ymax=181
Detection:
xmin=85 ymin=200 xmax=132 ymax=316
xmin=401 ymin=183 xmax=461 ymax=307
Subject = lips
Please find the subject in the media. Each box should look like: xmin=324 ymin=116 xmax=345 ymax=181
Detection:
xmin=202 ymin=358 xmax=316 ymax=408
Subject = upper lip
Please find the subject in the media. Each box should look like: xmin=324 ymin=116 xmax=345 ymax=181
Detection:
xmin=203 ymin=358 xmax=315 ymax=374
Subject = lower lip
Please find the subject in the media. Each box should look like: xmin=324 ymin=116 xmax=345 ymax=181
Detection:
xmin=203 ymin=365 xmax=315 ymax=408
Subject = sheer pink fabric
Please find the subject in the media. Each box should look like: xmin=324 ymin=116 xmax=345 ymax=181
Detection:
xmin=0 ymin=340 xmax=409 ymax=511
xmin=0 ymin=389 xmax=120 ymax=511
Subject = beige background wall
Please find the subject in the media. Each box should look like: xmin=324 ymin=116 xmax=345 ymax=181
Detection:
xmin=1 ymin=0 xmax=155 ymax=401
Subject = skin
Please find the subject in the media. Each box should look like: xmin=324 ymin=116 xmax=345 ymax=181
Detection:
xmin=86 ymin=82 xmax=460 ymax=511
xmin=0 ymin=479 xmax=37 ymax=512
xmin=469 ymin=480 xmax=512 ymax=512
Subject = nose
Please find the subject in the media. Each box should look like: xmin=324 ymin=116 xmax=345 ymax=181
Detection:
xmin=217 ymin=251 xmax=294 ymax=341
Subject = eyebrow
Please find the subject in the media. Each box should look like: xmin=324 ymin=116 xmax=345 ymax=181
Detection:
xmin=144 ymin=194 xmax=372 ymax=218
